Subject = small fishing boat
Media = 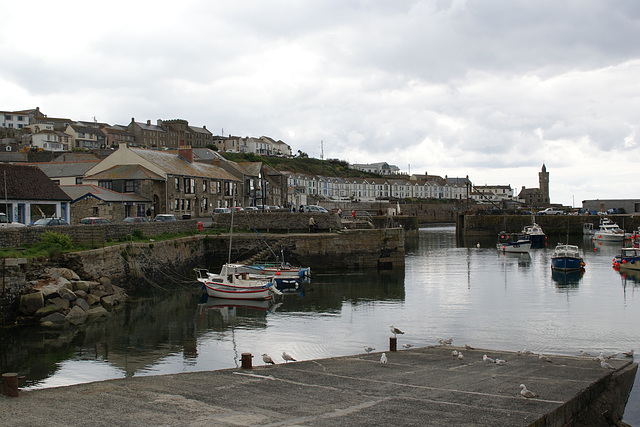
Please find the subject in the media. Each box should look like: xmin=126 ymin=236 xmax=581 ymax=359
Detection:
xmin=582 ymin=222 xmax=595 ymax=236
xmin=521 ymin=221 xmax=547 ymax=248
xmin=592 ymin=218 xmax=625 ymax=242
xmin=237 ymin=263 xmax=311 ymax=279
xmin=550 ymin=243 xmax=585 ymax=271
xmin=195 ymin=265 xmax=281 ymax=300
xmin=612 ymin=247 xmax=640 ymax=271
xmin=497 ymin=235 xmax=532 ymax=253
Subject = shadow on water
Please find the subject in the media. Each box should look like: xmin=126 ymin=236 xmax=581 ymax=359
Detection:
xmin=0 ymin=267 xmax=405 ymax=389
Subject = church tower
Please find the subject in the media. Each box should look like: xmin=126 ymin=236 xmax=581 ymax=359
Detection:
xmin=538 ymin=164 xmax=549 ymax=204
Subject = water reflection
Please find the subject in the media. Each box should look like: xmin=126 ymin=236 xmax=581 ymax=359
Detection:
xmin=551 ymin=269 xmax=584 ymax=290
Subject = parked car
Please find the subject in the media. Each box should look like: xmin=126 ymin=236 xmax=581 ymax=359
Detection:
xmin=0 ymin=212 xmax=26 ymax=228
xmin=303 ymin=205 xmax=329 ymax=213
xmin=212 ymin=208 xmax=232 ymax=217
xmin=153 ymin=214 xmax=178 ymax=222
xmin=31 ymin=218 xmax=70 ymax=227
xmin=123 ymin=216 xmax=149 ymax=223
xmin=537 ymin=208 xmax=563 ymax=215
xmin=243 ymin=206 xmax=259 ymax=211
xmin=79 ymin=217 xmax=111 ymax=225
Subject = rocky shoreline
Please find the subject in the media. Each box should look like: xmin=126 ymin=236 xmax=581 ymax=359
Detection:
xmin=17 ymin=267 xmax=127 ymax=326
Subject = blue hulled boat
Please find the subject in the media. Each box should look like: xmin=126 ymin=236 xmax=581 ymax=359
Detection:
xmin=550 ymin=243 xmax=585 ymax=271
xmin=521 ymin=221 xmax=547 ymax=248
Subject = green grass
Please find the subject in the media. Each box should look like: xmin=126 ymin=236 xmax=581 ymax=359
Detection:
xmin=0 ymin=229 xmax=227 ymax=259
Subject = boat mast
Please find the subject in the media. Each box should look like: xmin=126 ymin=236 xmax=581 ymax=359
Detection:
xmin=228 ymin=188 xmax=235 ymax=264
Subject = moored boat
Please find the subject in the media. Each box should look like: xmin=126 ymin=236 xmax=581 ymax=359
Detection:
xmin=612 ymin=247 xmax=640 ymax=271
xmin=550 ymin=243 xmax=585 ymax=271
xmin=592 ymin=218 xmax=625 ymax=242
xmin=521 ymin=221 xmax=547 ymax=248
xmin=195 ymin=265 xmax=280 ymax=300
xmin=497 ymin=236 xmax=532 ymax=253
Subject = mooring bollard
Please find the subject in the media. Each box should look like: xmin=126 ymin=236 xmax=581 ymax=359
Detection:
xmin=389 ymin=337 xmax=397 ymax=352
xmin=241 ymin=353 xmax=253 ymax=369
xmin=2 ymin=373 xmax=19 ymax=397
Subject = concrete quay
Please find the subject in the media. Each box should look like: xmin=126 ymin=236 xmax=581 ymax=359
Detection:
xmin=1 ymin=346 xmax=636 ymax=426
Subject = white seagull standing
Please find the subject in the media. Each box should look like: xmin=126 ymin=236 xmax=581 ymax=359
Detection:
xmin=520 ymin=384 xmax=539 ymax=399
xmin=538 ymin=353 xmax=553 ymax=363
xmin=364 ymin=346 xmax=375 ymax=353
xmin=601 ymin=359 xmax=615 ymax=370
xmin=380 ymin=353 xmax=388 ymax=364
xmin=483 ymin=354 xmax=495 ymax=363
xmin=262 ymin=354 xmax=275 ymax=365
xmin=457 ymin=352 xmax=464 ymax=362
xmin=389 ymin=326 xmax=404 ymax=337
xmin=282 ymin=351 xmax=296 ymax=363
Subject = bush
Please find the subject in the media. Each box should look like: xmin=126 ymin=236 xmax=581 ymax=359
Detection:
xmin=40 ymin=231 xmax=72 ymax=249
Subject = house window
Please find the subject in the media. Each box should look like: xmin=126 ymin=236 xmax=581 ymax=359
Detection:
xmin=98 ymin=180 xmax=112 ymax=190
xmin=184 ymin=178 xmax=195 ymax=194
xmin=75 ymin=177 xmax=83 ymax=184
xmin=92 ymin=207 xmax=99 ymax=216
xmin=203 ymin=180 xmax=207 ymax=192
xmin=175 ymin=177 xmax=180 ymax=191
xmin=174 ymin=199 xmax=179 ymax=211
xmin=52 ymin=179 xmax=60 ymax=185
xmin=125 ymin=180 xmax=134 ymax=193
xmin=203 ymin=197 xmax=208 ymax=211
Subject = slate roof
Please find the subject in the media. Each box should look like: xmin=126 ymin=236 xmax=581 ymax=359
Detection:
xmin=53 ymin=153 xmax=101 ymax=162
xmin=85 ymin=164 xmax=165 ymax=181
xmin=0 ymin=163 xmax=72 ymax=201
xmin=131 ymin=148 xmax=239 ymax=181
xmin=29 ymin=160 xmax=100 ymax=178
xmin=59 ymin=184 xmax=150 ymax=203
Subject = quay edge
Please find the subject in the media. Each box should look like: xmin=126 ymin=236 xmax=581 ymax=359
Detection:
xmin=0 ymin=347 xmax=636 ymax=426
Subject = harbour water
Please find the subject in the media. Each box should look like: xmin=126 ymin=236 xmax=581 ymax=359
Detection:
xmin=1 ymin=225 xmax=639 ymax=423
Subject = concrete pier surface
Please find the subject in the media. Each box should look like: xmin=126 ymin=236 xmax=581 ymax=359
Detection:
xmin=1 ymin=346 xmax=636 ymax=426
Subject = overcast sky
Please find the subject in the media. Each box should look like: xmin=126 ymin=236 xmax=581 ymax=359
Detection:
xmin=2 ymin=0 xmax=639 ymax=206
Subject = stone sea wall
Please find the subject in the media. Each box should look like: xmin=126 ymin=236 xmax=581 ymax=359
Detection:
xmin=1 ymin=229 xmax=405 ymax=324
xmin=458 ymin=213 xmax=640 ymax=237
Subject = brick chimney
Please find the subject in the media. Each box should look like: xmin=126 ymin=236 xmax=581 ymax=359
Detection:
xmin=179 ymin=145 xmax=193 ymax=163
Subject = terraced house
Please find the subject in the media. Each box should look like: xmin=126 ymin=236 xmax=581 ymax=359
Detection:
xmin=83 ymin=143 xmax=240 ymax=219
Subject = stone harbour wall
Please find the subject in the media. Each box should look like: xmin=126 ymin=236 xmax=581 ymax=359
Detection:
xmin=1 ymin=229 xmax=405 ymax=324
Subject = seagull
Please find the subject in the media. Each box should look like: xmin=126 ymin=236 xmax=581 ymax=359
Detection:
xmin=495 ymin=358 xmax=507 ymax=365
xmin=476 ymin=242 xmax=481 ymax=248
xmin=380 ymin=353 xmax=388 ymax=364
xmin=601 ymin=359 xmax=615 ymax=370
xmin=483 ymin=354 xmax=495 ymax=363
xmin=262 ymin=354 xmax=275 ymax=365
xmin=437 ymin=337 xmax=453 ymax=346
xmin=520 ymin=384 xmax=539 ymax=399
xmin=538 ymin=354 xmax=553 ymax=363
xmin=457 ymin=352 xmax=464 ymax=361
xmin=402 ymin=344 xmax=414 ymax=349
xmin=282 ymin=351 xmax=296 ymax=363
xmin=517 ymin=349 xmax=533 ymax=355
xmin=623 ymin=350 xmax=634 ymax=358
xmin=389 ymin=326 xmax=404 ymax=337
xmin=579 ymin=349 xmax=593 ymax=357
xmin=452 ymin=350 xmax=459 ymax=357
xmin=364 ymin=346 xmax=375 ymax=353
xmin=464 ymin=344 xmax=475 ymax=350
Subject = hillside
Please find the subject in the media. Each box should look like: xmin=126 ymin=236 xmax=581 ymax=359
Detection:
xmin=221 ymin=152 xmax=382 ymax=178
